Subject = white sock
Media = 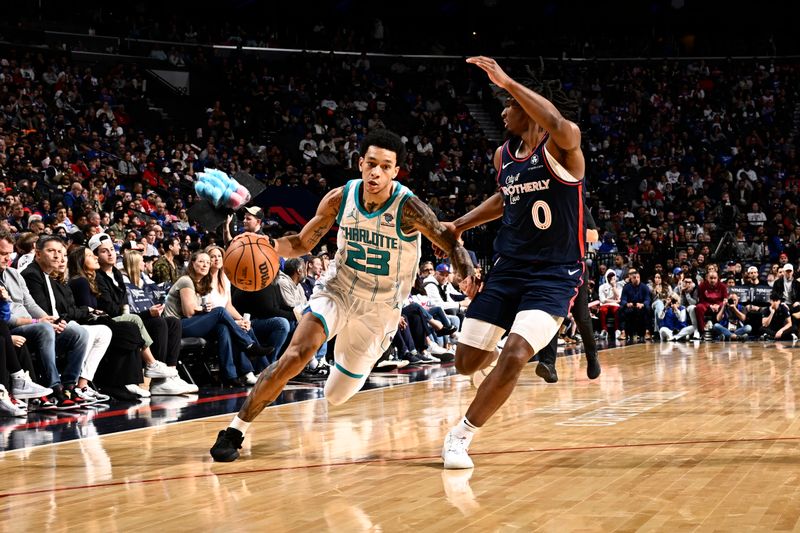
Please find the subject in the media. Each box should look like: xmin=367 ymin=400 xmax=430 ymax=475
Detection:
xmin=229 ymin=416 xmax=251 ymax=435
xmin=452 ymin=417 xmax=479 ymax=442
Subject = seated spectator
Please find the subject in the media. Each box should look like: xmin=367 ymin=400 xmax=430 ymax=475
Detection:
xmin=121 ymin=249 xmax=197 ymax=395
xmin=649 ymin=272 xmax=672 ymax=333
xmin=0 ymin=288 xmax=52 ymax=409
xmin=78 ymin=234 xmax=180 ymax=397
xmin=695 ymin=270 xmax=728 ymax=335
xmin=761 ymin=295 xmax=798 ymax=342
xmin=21 ymin=236 xmax=114 ymax=403
xmin=152 ymin=235 xmax=182 ymax=284
xmin=206 ymin=245 xmax=288 ymax=376
xmin=770 ymin=263 xmax=800 ymax=325
xmin=598 ymin=270 xmax=623 ymax=340
xmin=0 ymin=231 xmax=89 ymax=408
xmin=163 ymin=250 xmax=273 ymax=386
xmin=620 ymin=269 xmax=652 ymax=341
xmin=301 ymin=254 xmax=323 ymax=300
xmin=277 ymin=257 xmax=328 ymax=376
xmin=658 ymin=293 xmax=696 ymax=342
xmin=712 ymin=293 xmax=752 ymax=341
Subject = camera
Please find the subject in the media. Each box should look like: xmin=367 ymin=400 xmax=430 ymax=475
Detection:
xmin=727 ymin=297 xmax=735 ymax=305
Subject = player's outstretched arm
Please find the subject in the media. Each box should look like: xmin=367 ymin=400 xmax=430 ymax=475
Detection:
xmin=401 ymin=196 xmax=474 ymax=281
xmin=272 ymin=187 xmax=343 ymax=258
xmin=451 ymin=192 xmax=504 ymax=239
xmin=467 ymin=56 xmax=581 ymax=152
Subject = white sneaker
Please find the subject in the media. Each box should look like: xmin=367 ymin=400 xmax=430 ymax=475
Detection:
xmin=176 ymin=377 xmax=199 ymax=393
xmin=144 ymin=361 xmax=179 ymax=379
xmin=11 ymin=371 xmax=53 ymax=400
xmin=150 ymin=376 xmax=197 ymax=395
xmin=442 ymin=430 xmax=474 ymax=469
xmin=71 ymin=386 xmax=102 ymax=404
xmin=599 ymin=330 xmax=608 ymax=340
xmin=125 ymin=384 xmax=152 ymax=398
xmin=0 ymin=385 xmax=27 ymax=418
xmin=470 ymin=356 xmax=498 ymax=389
xmin=244 ymin=372 xmax=258 ymax=385
xmin=428 ymin=343 xmax=451 ymax=355
xmin=81 ymin=386 xmax=111 ymax=402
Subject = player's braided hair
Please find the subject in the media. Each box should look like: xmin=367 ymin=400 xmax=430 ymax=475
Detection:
xmin=497 ymin=58 xmax=580 ymax=122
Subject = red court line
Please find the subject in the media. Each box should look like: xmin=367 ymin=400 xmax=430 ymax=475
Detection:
xmin=3 ymin=392 xmax=250 ymax=432
xmin=3 ymin=433 xmax=799 ymax=499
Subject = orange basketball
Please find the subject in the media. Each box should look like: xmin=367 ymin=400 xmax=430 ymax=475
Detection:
xmin=224 ymin=233 xmax=280 ymax=292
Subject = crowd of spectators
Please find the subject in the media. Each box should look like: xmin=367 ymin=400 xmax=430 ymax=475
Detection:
xmin=1 ymin=38 xmax=800 ymax=417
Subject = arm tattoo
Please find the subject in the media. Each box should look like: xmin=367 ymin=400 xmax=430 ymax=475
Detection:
xmin=402 ymin=196 xmax=475 ymax=280
xmin=238 ymin=361 xmax=279 ymax=422
xmin=283 ymin=188 xmax=342 ymax=256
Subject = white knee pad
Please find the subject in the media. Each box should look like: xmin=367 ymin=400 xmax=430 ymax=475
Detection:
xmin=509 ymin=310 xmax=563 ymax=353
xmin=458 ymin=318 xmax=506 ymax=351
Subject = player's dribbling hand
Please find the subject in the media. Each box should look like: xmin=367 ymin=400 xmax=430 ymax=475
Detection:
xmin=466 ymin=56 xmax=512 ymax=89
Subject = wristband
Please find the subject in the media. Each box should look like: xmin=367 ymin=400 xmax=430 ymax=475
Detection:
xmin=31 ymin=318 xmax=39 ymax=324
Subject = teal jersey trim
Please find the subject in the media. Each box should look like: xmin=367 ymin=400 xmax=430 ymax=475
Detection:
xmin=304 ymin=307 xmax=330 ymax=338
xmin=354 ymin=180 xmax=401 ymax=219
xmin=335 ymin=180 xmax=354 ymax=225
xmin=395 ymin=191 xmax=419 ymax=242
xmin=334 ymin=362 xmax=364 ymax=379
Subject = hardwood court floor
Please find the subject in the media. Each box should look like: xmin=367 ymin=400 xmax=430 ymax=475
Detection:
xmin=3 ymin=341 xmax=800 ymax=531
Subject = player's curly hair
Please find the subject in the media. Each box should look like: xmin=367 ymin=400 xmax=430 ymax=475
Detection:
xmin=496 ymin=58 xmax=580 ymax=123
xmin=360 ymin=129 xmax=407 ymax=167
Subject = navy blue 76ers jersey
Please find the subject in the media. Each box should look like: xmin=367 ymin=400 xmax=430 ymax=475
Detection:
xmin=493 ymin=135 xmax=584 ymax=263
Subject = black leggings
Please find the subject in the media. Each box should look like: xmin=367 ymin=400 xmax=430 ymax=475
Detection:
xmin=539 ymin=271 xmax=596 ymax=365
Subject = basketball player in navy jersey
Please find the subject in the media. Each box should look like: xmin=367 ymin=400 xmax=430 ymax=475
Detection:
xmin=441 ymin=57 xmax=587 ymax=469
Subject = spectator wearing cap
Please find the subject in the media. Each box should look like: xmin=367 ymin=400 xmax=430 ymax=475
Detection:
xmin=84 ymin=233 xmax=182 ymax=396
xmin=152 ymin=236 xmax=182 ymax=284
xmin=770 ymin=263 xmax=800 ymax=325
xmin=422 ymin=263 xmax=466 ymax=332
xmin=223 ymin=205 xmax=264 ymax=245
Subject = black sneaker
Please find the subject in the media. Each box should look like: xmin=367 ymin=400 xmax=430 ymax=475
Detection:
xmin=210 ymin=428 xmax=244 ymax=462
xmin=586 ymin=352 xmax=601 ymax=380
xmin=28 ymin=395 xmax=57 ymax=411
xmin=244 ymin=344 xmax=275 ymax=361
xmin=535 ymin=362 xmax=558 ymax=383
xmin=439 ymin=324 xmax=458 ymax=336
xmin=50 ymin=387 xmax=78 ymax=410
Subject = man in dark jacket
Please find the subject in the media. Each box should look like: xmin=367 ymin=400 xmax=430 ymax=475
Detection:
xmin=620 ymin=268 xmax=652 ymax=341
xmin=770 ymin=263 xmax=800 ymax=326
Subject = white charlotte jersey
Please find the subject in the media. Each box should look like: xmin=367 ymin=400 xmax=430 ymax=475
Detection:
xmin=319 ymin=179 xmax=421 ymax=306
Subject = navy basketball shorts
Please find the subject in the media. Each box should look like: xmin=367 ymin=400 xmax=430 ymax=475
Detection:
xmin=465 ymin=256 xmax=584 ymax=331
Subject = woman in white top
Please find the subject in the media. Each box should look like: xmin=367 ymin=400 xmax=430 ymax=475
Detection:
xmin=205 ymin=245 xmax=267 ymax=385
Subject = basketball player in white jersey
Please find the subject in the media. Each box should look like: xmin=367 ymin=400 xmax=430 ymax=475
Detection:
xmin=211 ymin=129 xmax=474 ymax=462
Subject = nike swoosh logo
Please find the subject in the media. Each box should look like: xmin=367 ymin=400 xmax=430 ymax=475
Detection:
xmin=502 ymin=162 xmax=513 ymax=169
xmin=568 ymin=269 xmax=581 ymax=275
